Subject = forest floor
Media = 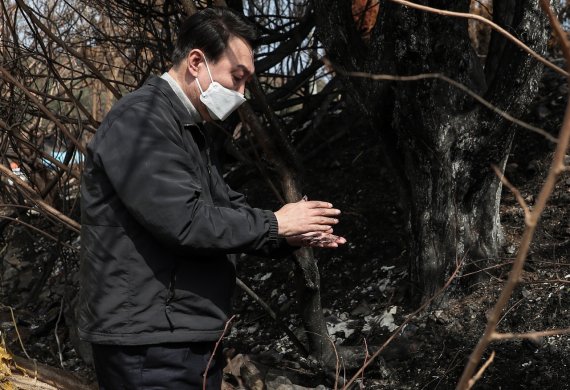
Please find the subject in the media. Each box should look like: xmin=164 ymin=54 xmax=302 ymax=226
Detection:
xmin=0 ymin=66 xmax=569 ymax=389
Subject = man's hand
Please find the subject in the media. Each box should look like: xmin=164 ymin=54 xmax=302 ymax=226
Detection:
xmin=286 ymin=231 xmax=347 ymax=248
xmin=274 ymin=200 xmax=341 ymax=237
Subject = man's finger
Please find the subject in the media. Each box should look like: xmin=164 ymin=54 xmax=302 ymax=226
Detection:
xmin=310 ymin=208 xmax=341 ymax=217
xmin=309 ymin=217 xmax=338 ymax=226
xmin=304 ymin=217 xmax=338 ymax=227
xmin=304 ymin=201 xmax=333 ymax=209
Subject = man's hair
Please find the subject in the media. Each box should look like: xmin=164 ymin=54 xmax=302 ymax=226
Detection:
xmin=172 ymin=7 xmax=258 ymax=66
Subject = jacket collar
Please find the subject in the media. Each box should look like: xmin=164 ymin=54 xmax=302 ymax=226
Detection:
xmin=160 ymin=72 xmax=203 ymax=124
xmin=145 ymin=75 xmax=201 ymax=129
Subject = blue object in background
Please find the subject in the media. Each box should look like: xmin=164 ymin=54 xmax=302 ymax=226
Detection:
xmin=42 ymin=149 xmax=84 ymax=169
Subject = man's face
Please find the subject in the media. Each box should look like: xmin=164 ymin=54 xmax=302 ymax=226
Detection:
xmin=194 ymin=36 xmax=254 ymax=120
xmin=183 ymin=36 xmax=254 ymax=121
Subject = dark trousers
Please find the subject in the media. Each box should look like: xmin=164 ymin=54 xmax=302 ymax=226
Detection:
xmin=91 ymin=342 xmax=223 ymax=390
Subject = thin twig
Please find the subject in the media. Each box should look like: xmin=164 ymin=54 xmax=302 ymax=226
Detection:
xmin=327 ymin=336 xmax=340 ymax=390
xmin=54 ymin=298 xmax=64 ymax=369
xmin=360 ymin=339 xmax=369 ymax=389
xmin=491 ymin=328 xmax=570 ymax=340
xmin=522 ymin=279 xmax=570 ymax=285
xmin=527 ymin=260 xmax=570 ymax=267
xmin=388 ymin=0 xmax=569 ymax=78
xmin=466 ymin=351 xmax=495 ymax=390
xmin=459 ymin=261 xmax=514 ymax=278
xmin=7 ymin=306 xmax=31 ymax=361
xmin=203 ymin=315 xmax=235 ymax=390
xmin=496 ymin=298 xmax=525 ymax=328
xmin=235 ymin=278 xmax=308 ymax=356
xmin=491 ymin=164 xmax=531 ymax=224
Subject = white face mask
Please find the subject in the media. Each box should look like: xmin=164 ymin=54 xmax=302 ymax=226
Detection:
xmin=195 ymin=55 xmax=246 ymax=121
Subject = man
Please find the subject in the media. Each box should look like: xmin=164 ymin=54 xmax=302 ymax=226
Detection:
xmin=78 ymin=7 xmax=345 ymax=389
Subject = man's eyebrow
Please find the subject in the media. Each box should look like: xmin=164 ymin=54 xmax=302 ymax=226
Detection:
xmin=234 ymin=64 xmax=253 ymax=75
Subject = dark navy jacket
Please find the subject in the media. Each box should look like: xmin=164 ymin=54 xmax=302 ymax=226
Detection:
xmin=78 ymin=76 xmax=284 ymax=345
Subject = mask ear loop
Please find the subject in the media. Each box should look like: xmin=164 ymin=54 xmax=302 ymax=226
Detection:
xmin=195 ymin=53 xmax=214 ymax=96
xmin=195 ymin=78 xmax=205 ymax=96
xmin=202 ymin=55 xmax=215 ymax=83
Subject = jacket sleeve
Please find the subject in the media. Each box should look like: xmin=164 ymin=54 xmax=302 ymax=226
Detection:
xmin=92 ymin=97 xmax=279 ymax=255
xmin=226 ymin=184 xmax=298 ymax=258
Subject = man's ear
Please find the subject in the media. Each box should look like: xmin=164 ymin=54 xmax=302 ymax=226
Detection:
xmin=186 ymin=49 xmax=203 ymax=77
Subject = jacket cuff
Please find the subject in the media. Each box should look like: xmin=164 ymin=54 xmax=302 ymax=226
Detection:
xmin=266 ymin=211 xmax=279 ymax=243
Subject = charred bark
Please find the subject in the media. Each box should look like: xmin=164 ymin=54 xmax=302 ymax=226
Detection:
xmin=314 ymin=0 xmax=549 ymax=299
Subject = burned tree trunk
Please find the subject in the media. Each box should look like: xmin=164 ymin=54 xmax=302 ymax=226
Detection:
xmin=313 ymin=0 xmax=549 ymax=299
